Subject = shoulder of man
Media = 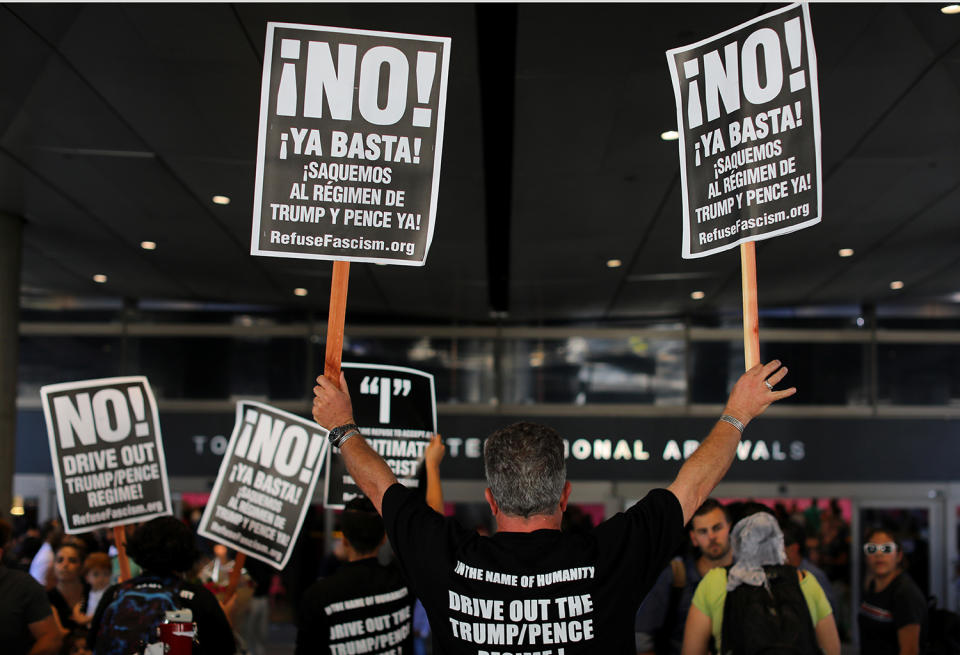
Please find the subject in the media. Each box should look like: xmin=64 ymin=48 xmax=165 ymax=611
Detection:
xmin=0 ymin=565 xmax=53 ymax=610
xmin=179 ymin=577 xmax=226 ymax=606
xmin=604 ymin=488 xmax=683 ymax=526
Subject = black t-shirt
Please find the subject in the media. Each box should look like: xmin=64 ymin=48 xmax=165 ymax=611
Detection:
xmin=89 ymin=572 xmax=236 ymax=655
xmin=0 ymin=565 xmax=54 ymax=655
xmin=296 ymin=557 xmax=415 ymax=655
xmin=382 ymin=483 xmax=684 ymax=655
xmin=858 ymin=572 xmax=928 ymax=655
xmin=48 ymin=581 xmax=91 ymax=632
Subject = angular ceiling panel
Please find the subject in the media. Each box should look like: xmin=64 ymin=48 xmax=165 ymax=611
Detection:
xmin=1 ymin=3 xmax=958 ymax=324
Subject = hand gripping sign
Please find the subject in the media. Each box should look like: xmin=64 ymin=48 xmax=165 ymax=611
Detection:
xmin=324 ymin=363 xmax=437 ymax=509
xmin=251 ymin=22 xmax=451 ymax=265
xmin=41 ymin=377 xmax=172 ymax=534
xmin=198 ymin=402 xmax=329 ymax=569
xmin=667 ymin=2 xmax=821 ymax=259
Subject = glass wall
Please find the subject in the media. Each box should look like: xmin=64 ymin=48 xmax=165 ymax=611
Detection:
xmin=17 ymin=315 xmax=960 ymax=414
xmin=877 ymin=344 xmax=960 ymax=406
xmin=500 ymin=336 xmax=685 ymax=405
xmin=133 ymin=337 xmax=309 ymax=400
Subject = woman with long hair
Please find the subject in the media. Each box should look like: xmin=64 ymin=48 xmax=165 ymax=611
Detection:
xmin=48 ymin=541 xmax=90 ymax=633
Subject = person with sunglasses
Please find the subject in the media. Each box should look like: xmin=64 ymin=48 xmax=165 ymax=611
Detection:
xmin=858 ymin=528 xmax=928 ymax=655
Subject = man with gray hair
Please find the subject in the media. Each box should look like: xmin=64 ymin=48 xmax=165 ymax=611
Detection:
xmin=312 ymin=360 xmax=795 ymax=654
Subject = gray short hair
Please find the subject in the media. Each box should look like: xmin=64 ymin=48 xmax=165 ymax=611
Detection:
xmin=483 ymin=421 xmax=566 ymax=518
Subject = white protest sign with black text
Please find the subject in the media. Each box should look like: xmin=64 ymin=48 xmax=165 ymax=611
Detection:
xmin=198 ymin=401 xmax=328 ymax=570
xmin=251 ymin=22 xmax=451 ymax=265
xmin=41 ymin=377 xmax=172 ymax=534
xmin=667 ymin=3 xmax=821 ymax=258
xmin=325 ymin=363 xmax=437 ymax=509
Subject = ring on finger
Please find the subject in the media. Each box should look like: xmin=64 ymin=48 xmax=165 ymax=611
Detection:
xmin=764 ymin=380 xmax=774 ymax=391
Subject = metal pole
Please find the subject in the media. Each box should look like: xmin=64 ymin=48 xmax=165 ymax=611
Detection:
xmin=0 ymin=212 xmax=24 ymax=519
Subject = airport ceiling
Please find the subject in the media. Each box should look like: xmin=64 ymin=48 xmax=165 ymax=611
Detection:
xmin=2 ymin=3 xmax=960 ymax=325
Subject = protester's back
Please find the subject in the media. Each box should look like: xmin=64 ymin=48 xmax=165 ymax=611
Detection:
xmin=89 ymin=517 xmax=235 ymax=655
xmin=720 ymin=564 xmax=820 ymax=655
xmin=93 ymin=573 xmax=190 ymax=655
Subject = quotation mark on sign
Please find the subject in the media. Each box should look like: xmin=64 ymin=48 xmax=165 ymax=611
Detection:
xmin=359 ymin=376 xmax=412 ymax=423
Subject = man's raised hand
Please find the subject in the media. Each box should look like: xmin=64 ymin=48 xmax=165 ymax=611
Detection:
xmin=723 ymin=359 xmax=796 ymax=428
xmin=425 ymin=433 xmax=445 ymax=468
xmin=312 ymin=371 xmax=356 ymax=429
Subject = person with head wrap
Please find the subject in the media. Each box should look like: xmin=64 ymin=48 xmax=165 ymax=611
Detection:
xmin=680 ymin=512 xmax=840 ymax=655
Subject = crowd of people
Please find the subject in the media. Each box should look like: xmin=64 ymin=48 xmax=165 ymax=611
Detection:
xmin=0 ymin=360 xmax=936 ymax=654
xmin=0 ymin=512 xmax=273 ymax=655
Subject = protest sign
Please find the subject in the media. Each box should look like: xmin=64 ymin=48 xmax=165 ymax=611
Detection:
xmin=41 ymin=377 xmax=171 ymax=534
xmin=667 ymin=2 xmax=821 ymax=259
xmin=325 ymin=363 xmax=437 ymax=508
xmin=198 ymin=401 xmax=328 ymax=569
xmin=250 ymin=22 xmax=451 ymax=265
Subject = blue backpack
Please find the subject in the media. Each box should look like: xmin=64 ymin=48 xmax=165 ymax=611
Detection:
xmin=94 ymin=575 xmax=190 ymax=655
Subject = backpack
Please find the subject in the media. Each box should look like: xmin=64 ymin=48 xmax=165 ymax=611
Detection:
xmin=94 ymin=574 xmax=191 ymax=655
xmin=927 ymin=596 xmax=960 ymax=655
xmin=720 ymin=565 xmax=820 ymax=655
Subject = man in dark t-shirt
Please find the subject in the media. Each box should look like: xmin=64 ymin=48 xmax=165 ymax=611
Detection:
xmin=0 ymin=518 xmax=62 ymax=655
xmin=297 ymin=497 xmax=416 ymax=655
xmin=312 ymin=360 xmax=795 ymax=654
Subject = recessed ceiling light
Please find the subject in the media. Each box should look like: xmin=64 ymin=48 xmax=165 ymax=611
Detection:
xmin=691 ymin=290 xmax=705 ymax=300
xmin=212 ymin=195 xmax=231 ymax=205
xmin=660 ymin=130 xmax=680 ymax=141
xmin=890 ymin=280 xmax=904 ymax=290
xmin=140 ymin=240 xmax=157 ymax=250
xmin=93 ymin=274 xmax=107 ymax=284
xmin=606 ymin=259 xmax=622 ymax=268
xmin=838 ymin=248 xmax=854 ymax=257
xmin=941 ymin=4 xmax=960 ymax=14
xmin=293 ymin=287 xmax=308 ymax=296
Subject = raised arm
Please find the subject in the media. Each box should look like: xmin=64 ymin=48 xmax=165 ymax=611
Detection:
xmin=424 ymin=433 xmax=446 ymax=514
xmin=28 ymin=615 xmax=63 ymax=655
xmin=312 ymin=373 xmax=397 ymax=514
xmin=667 ymin=360 xmax=795 ymax=524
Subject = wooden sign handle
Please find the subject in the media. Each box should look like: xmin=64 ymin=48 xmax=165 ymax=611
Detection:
xmin=112 ymin=525 xmax=131 ymax=582
xmin=224 ymin=551 xmax=246 ymax=602
xmin=324 ymin=261 xmax=351 ymax=382
xmin=740 ymin=241 xmax=760 ymax=370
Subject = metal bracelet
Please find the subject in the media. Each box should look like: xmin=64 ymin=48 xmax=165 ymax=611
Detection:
xmin=334 ymin=429 xmax=359 ymax=448
xmin=719 ymin=414 xmax=745 ymax=433
xmin=328 ymin=423 xmax=360 ymax=448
